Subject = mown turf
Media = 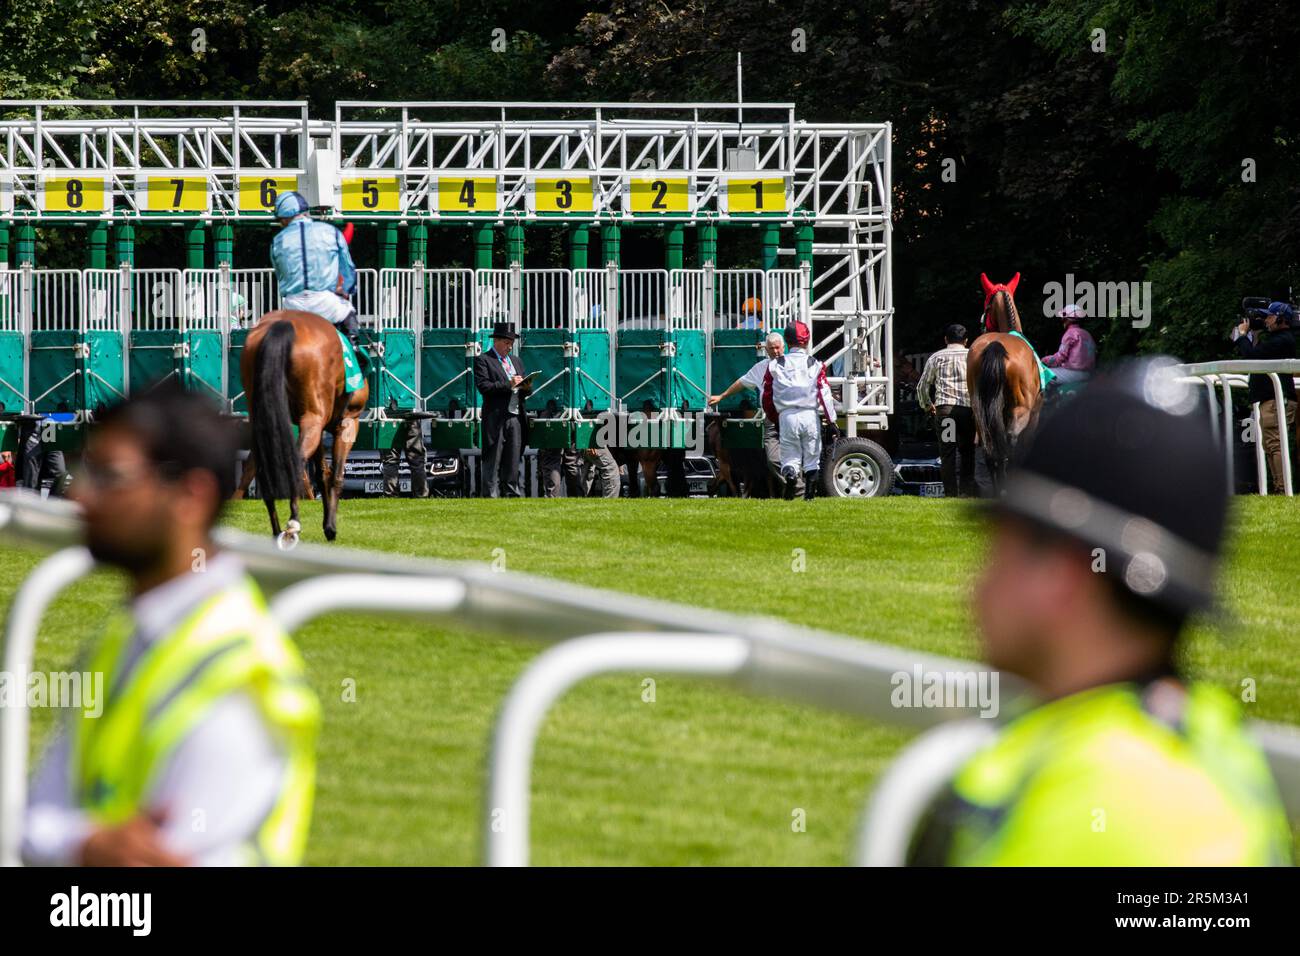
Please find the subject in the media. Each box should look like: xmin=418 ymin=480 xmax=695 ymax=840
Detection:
xmin=5 ymin=497 xmax=1299 ymax=865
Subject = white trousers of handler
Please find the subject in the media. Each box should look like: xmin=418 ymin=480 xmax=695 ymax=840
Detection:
xmin=779 ymin=407 xmax=822 ymax=473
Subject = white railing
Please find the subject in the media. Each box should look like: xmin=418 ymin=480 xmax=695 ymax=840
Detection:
xmin=2 ymin=491 xmax=1299 ymax=867
xmin=1175 ymin=360 xmax=1300 ymax=497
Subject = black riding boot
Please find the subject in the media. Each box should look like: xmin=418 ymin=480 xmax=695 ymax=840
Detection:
xmin=340 ymin=322 xmax=370 ymax=375
xmin=351 ymin=332 xmax=371 ymax=375
xmin=803 ymin=469 xmax=819 ymax=500
xmin=782 ymin=468 xmax=798 ymax=500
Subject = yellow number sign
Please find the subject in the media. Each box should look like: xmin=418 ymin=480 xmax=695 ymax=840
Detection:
xmin=725 ymin=178 xmax=787 ymax=214
xmin=144 ymin=175 xmax=209 ymax=212
xmin=531 ymin=177 xmax=594 ymax=214
xmin=238 ymin=175 xmax=299 ymax=213
xmin=627 ymin=177 xmax=690 ymax=214
xmin=436 ymin=177 xmax=498 ymax=213
xmin=42 ymin=175 xmax=109 ymax=213
xmin=340 ymin=176 xmax=401 ymax=213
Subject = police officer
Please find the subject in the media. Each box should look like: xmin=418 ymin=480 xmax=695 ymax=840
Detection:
xmin=23 ymin=382 xmax=320 ymax=866
xmin=906 ymin=359 xmax=1291 ymax=865
xmin=269 ymin=191 xmax=368 ymax=373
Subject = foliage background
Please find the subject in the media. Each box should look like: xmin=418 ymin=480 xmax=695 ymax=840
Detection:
xmin=2 ymin=0 xmax=1296 ymax=361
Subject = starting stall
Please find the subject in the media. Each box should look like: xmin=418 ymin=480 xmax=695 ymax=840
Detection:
xmin=0 ymin=99 xmax=894 ymax=494
xmin=415 ymin=267 xmax=479 ymax=450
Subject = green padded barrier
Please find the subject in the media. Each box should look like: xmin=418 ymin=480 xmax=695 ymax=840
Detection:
xmin=710 ymin=328 xmax=764 ymax=411
xmin=575 ymin=329 xmax=611 ymax=414
xmin=0 ymin=331 xmax=25 ymax=414
xmin=420 ymin=328 xmax=478 ymax=414
xmin=616 ymin=329 xmax=669 ymax=411
xmin=83 ymin=330 xmax=125 ymax=411
xmin=227 ymin=328 xmax=249 ymax=414
xmin=128 ymin=330 xmax=180 ymax=393
xmin=519 ymin=328 xmax=568 ymax=412
xmin=670 ymin=329 xmax=706 ymax=412
xmin=29 ymin=330 xmax=81 ymax=414
xmin=369 ymin=329 xmax=417 ymax=412
xmin=183 ymin=330 xmax=224 ymax=401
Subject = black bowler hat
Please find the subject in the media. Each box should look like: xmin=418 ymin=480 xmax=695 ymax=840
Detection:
xmin=490 ymin=322 xmax=518 ymax=341
xmin=990 ymin=358 xmax=1228 ymax=616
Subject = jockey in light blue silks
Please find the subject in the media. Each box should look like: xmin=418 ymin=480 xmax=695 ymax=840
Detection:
xmin=269 ymin=191 xmax=368 ymax=372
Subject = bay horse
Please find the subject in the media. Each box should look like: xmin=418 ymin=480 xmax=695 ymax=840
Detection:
xmin=967 ymin=273 xmax=1043 ymax=493
xmin=240 ymin=310 xmax=368 ymax=545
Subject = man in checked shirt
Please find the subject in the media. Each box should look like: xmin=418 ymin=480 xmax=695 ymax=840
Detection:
xmin=916 ymin=324 xmax=976 ymax=498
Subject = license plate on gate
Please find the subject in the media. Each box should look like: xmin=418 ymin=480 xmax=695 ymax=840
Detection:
xmin=364 ymin=479 xmax=410 ymax=494
xmin=919 ymin=482 xmax=945 ymax=498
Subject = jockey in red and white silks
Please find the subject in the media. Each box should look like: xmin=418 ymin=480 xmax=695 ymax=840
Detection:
xmin=761 ymin=321 xmax=838 ymax=500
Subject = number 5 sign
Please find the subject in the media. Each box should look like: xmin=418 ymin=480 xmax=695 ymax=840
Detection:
xmin=340 ymin=176 xmax=402 ymax=213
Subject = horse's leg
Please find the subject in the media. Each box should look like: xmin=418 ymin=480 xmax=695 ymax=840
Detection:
xmin=233 ymin=454 xmax=256 ymax=500
xmin=641 ymin=454 xmax=659 ymax=497
xmin=323 ymin=415 xmax=359 ymax=541
xmin=263 ymin=495 xmax=281 ymax=537
xmin=298 ymin=413 xmax=325 ymax=502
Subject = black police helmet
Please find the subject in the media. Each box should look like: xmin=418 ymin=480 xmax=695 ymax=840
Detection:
xmin=990 ymin=358 xmax=1228 ymax=618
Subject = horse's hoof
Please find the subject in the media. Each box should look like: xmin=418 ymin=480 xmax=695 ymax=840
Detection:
xmin=323 ymin=526 xmax=337 ymax=542
xmin=276 ymin=530 xmax=300 ymax=552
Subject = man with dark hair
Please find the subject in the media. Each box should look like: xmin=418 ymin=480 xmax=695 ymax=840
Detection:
xmin=24 ymin=382 xmax=320 ymax=866
xmin=1233 ymin=301 xmax=1296 ymax=493
xmin=904 ymin=361 xmax=1291 ymax=865
xmin=916 ymin=324 xmax=975 ymax=497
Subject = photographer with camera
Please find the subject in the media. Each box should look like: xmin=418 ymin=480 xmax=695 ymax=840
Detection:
xmin=1232 ymin=300 xmax=1297 ymax=493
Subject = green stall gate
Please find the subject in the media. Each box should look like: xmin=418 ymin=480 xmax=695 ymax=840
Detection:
xmin=31 ymin=268 xmax=125 ymax=419
xmin=186 ymin=267 xmax=280 ymax=414
xmin=580 ymin=267 xmax=705 ymax=448
xmin=412 ymin=267 xmax=479 ymax=450
xmin=0 ymin=270 xmax=26 ymax=416
xmin=486 ymin=267 xmax=586 ymax=451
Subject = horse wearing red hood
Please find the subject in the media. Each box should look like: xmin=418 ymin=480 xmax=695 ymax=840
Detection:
xmin=967 ymin=272 xmax=1043 ymax=493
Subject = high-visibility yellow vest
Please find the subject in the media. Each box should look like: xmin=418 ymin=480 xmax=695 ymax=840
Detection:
xmin=910 ymin=682 xmax=1292 ymax=866
xmin=72 ymin=576 xmax=320 ymax=866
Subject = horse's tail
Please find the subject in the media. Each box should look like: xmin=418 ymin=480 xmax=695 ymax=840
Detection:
xmin=973 ymin=340 xmax=1012 ymax=464
xmin=251 ymin=320 xmax=303 ymax=502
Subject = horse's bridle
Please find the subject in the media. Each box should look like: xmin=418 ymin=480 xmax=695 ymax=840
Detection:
xmin=981 ymin=289 xmax=1020 ymax=334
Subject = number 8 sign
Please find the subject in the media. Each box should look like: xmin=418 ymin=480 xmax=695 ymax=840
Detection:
xmin=39 ymin=174 xmax=110 ymax=214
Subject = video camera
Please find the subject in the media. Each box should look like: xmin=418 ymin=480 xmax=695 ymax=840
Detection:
xmin=1241 ymin=297 xmax=1273 ymax=331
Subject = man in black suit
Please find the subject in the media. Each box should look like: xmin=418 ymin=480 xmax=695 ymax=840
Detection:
xmin=474 ymin=322 xmax=532 ymax=497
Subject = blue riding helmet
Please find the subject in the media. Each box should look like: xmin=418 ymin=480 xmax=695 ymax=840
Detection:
xmin=274 ymin=190 xmax=310 ymax=220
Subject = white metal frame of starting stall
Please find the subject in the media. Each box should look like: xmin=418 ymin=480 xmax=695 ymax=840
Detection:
xmin=2 ymin=491 xmax=1298 ymax=867
xmin=1175 ymin=359 xmax=1300 ymax=497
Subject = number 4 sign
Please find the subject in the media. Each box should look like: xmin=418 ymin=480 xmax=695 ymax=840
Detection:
xmin=433 ymin=176 xmax=499 ymax=214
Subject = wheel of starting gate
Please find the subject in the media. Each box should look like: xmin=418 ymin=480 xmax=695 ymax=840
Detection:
xmin=822 ymin=437 xmax=893 ymax=498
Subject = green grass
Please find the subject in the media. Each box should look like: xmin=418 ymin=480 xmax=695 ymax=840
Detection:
xmin=6 ymin=497 xmax=1299 ymax=865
